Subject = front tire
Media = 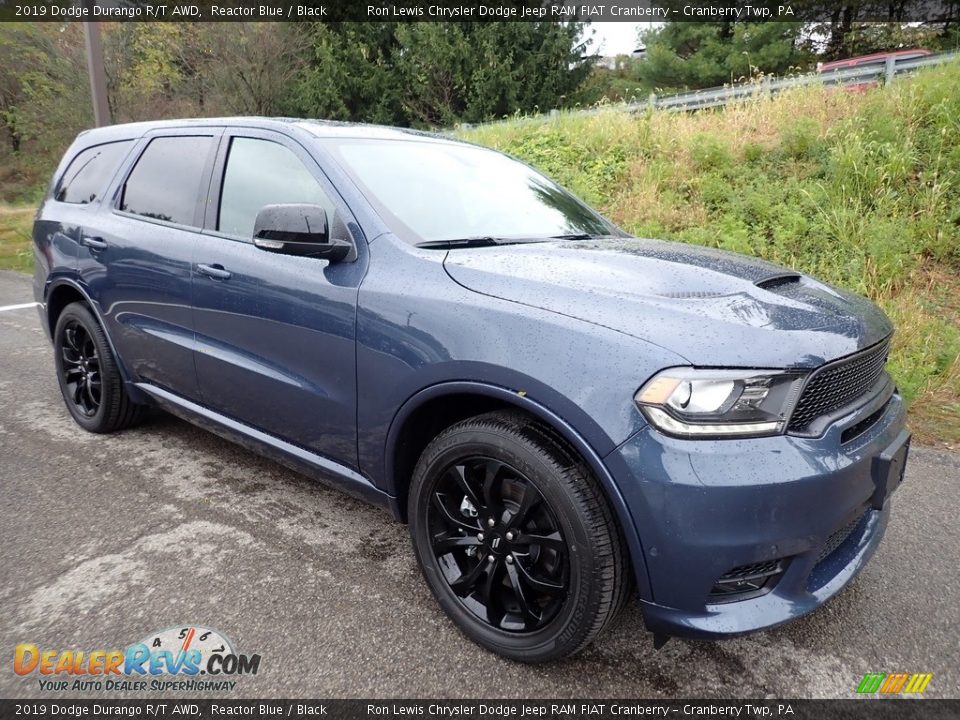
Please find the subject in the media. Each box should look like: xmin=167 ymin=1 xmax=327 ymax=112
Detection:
xmin=53 ymin=302 xmax=144 ymax=433
xmin=408 ymin=410 xmax=630 ymax=662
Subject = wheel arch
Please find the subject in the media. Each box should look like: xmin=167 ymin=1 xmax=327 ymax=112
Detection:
xmin=45 ymin=279 xmax=89 ymax=338
xmin=384 ymin=380 xmax=652 ymax=599
xmin=43 ymin=278 xmax=147 ymax=403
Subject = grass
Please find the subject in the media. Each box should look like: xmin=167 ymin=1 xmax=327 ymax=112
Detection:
xmin=0 ymin=205 xmax=34 ymax=273
xmin=461 ymin=64 xmax=960 ymax=448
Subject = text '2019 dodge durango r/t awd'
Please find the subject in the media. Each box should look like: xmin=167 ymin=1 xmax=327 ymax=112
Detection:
xmin=34 ymin=118 xmax=910 ymax=662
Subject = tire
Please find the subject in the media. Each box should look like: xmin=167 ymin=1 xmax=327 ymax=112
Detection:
xmin=408 ymin=410 xmax=630 ymax=662
xmin=53 ymin=302 xmax=145 ymax=433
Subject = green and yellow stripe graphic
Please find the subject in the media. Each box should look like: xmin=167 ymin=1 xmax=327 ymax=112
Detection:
xmin=857 ymin=672 xmax=933 ymax=694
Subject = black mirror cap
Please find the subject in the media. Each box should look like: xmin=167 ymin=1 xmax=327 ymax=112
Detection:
xmin=253 ymin=203 xmax=355 ymax=262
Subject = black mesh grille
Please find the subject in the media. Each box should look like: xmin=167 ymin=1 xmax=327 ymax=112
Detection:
xmin=708 ymin=559 xmax=785 ymax=603
xmin=788 ymin=339 xmax=891 ymax=433
xmin=720 ymin=560 xmax=782 ymax=580
xmin=816 ymin=510 xmax=868 ymax=565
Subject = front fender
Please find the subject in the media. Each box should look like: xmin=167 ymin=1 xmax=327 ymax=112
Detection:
xmin=382 ymin=379 xmax=654 ymax=600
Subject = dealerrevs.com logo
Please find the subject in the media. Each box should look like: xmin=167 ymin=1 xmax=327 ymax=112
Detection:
xmin=14 ymin=626 xmax=261 ymax=693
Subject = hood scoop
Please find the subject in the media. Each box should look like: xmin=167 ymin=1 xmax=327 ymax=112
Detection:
xmin=755 ymin=273 xmax=803 ymax=291
xmin=656 ymin=273 xmax=802 ymax=300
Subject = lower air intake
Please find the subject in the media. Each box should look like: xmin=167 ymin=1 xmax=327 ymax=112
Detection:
xmin=816 ymin=510 xmax=868 ymax=566
xmin=708 ymin=559 xmax=786 ymax=604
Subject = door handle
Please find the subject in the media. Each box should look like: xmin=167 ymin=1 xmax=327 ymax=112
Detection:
xmin=81 ymin=236 xmax=108 ymax=251
xmin=197 ymin=263 xmax=231 ymax=280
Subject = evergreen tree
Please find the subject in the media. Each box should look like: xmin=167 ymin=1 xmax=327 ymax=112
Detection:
xmin=636 ymin=22 xmax=808 ymax=90
xmin=291 ymin=22 xmax=590 ymax=127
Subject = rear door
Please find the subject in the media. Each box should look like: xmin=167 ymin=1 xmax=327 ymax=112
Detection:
xmin=79 ymin=128 xmax=222 ymax=401
xmin=191 ymin=128 xmax=365 ymax=468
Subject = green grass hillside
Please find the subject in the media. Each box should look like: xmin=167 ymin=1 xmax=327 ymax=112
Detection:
xmin=462 ymin=64 xmax=960 ymax=447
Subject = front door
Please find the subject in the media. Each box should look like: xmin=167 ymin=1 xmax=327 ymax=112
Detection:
xmin=191 ymin=130 xmax=363 ymax=468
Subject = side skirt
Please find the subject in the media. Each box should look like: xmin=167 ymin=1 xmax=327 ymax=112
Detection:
xmin=135 ymin=383 xmax=395 ymax=512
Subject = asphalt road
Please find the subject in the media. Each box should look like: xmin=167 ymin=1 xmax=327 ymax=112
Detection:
xmin=1 ymin=269 xmax=957 ymax=700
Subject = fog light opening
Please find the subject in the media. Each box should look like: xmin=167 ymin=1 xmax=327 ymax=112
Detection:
xmin=707 ymin=559 xmax=786 ymax=604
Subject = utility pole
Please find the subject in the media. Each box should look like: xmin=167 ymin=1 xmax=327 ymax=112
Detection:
xmin=81 ymin=11 xmax=111 ymax=127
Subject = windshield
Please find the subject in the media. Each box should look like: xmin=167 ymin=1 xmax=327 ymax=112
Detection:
xmin=323 ymin=138 xmax=620 ymax=246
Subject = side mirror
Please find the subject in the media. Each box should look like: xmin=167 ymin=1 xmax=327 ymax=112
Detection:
xmin=252 ymin=204 xmax=354 ymax=262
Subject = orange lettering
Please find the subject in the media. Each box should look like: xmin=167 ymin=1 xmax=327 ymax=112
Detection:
xmin=103 ymin=651 xmax=123 ymax=675
xmin=13 ymin=644 xmax=39 ymax=675
xmin=39 ymin=650 xmax=57 ymax=674
xmin=54 ymin=651 xmax=74 ymax=674
xmin=88 ymin=651 xmax=105 ymax=674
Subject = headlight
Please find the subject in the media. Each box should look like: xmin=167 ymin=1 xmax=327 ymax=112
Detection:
xmin=635 ymin=368 xmax=806 ymax=438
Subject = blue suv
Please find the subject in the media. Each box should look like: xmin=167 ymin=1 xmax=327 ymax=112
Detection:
xmin=34 ymin=118 xmax=910 ymax=662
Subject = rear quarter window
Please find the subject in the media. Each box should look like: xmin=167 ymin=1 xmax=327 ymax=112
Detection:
xmin=55 ymin=141 xmax=134 ymax=205
xmin=120 ymin=135 xmax=215 ymax=227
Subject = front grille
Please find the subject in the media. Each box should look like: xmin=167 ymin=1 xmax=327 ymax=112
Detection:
xmin=788 ymin=339 xmax=891 ymax=433
xmin=816 ymin=510 xmax=868 ymax=565
xmin=708 ymin=559 xmax=785 ymax=603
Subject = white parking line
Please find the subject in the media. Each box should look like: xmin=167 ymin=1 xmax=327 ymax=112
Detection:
xmin=0 ymin=302 xmax=37 ymax=313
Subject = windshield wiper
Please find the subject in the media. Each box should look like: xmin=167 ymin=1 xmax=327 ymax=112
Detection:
xmin=416 ymin=236 xmax=535 ymax=249
xmin=416 ymin=235 xmax=602 ymax=249
xmin=416 ymin=237 xmax=499 ymax=249
xmin=550 ymin=233 xmax=605 ymax=241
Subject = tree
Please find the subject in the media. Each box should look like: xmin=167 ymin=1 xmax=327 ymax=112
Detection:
xmin=291 ymin=22 xmax=591 ymax=127
xmin=194 ymin=24 xmax=309 ymax=116
xmin=103 ymin=24 xmax=193 ymax=121
xmin=460 ymin=22 xmax=591 ymax=122
xmin=636 ymin=22 xmax=809 ymax=90
xmin=0 ymin=24 xmax=90 ymax=153
xmin=100 ymin=23 xmax=308 ymax=120
xmin=291 ymin=23 xmax=407 ymax=125
xmin=792 ymin=1 xmax=960 ymax=58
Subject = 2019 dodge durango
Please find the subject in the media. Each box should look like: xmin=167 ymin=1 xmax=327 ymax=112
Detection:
xmin=33 ymin=118 xmax=910 ymax=662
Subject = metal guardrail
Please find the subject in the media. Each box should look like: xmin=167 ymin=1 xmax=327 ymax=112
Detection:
xmin=462 ymin=50 xmax=960 ymax=128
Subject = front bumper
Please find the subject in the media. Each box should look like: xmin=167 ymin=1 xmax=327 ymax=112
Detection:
xmin=605 ymin=390 xmax=909 ymax=639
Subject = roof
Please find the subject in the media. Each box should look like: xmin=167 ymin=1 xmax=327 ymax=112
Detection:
xmin=77 ymin=116 xmax=452 ymax=144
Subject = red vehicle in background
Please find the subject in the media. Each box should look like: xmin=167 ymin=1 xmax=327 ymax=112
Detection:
xmin=818 ymin=48 xmax=933 ymax=91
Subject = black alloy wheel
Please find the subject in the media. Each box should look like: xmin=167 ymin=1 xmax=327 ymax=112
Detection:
xmin=60 ymin=319 xmax=101 ymax=417
xmin=428 ymin=456 xmax=569 ymax=633
xmin=53 ymin=302 xmax=145 ymax=433
xmin=409 ymin=411 xmax=631 ymax=662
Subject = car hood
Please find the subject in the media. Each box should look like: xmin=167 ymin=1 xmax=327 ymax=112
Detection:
xmin=443 ymin=238 xmax=892 ymax=368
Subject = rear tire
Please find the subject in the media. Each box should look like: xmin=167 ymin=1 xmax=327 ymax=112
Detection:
xmin=408 ymin=410 xmax=630 ymax=662
xmin=53 ymin=302 xmax=145 ymax=433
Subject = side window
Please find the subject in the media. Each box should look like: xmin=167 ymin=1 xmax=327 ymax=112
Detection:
xmin=121 ymin=136 xmax=214 ymax=226
xmin=55 ymin=141 xmax=133 ymax=204
xmin=218 ymin=137 xmax=334 ymax=239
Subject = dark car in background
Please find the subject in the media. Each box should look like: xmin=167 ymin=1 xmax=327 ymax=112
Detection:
xmin=33 ymin=118 xmax=910 ymax=661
